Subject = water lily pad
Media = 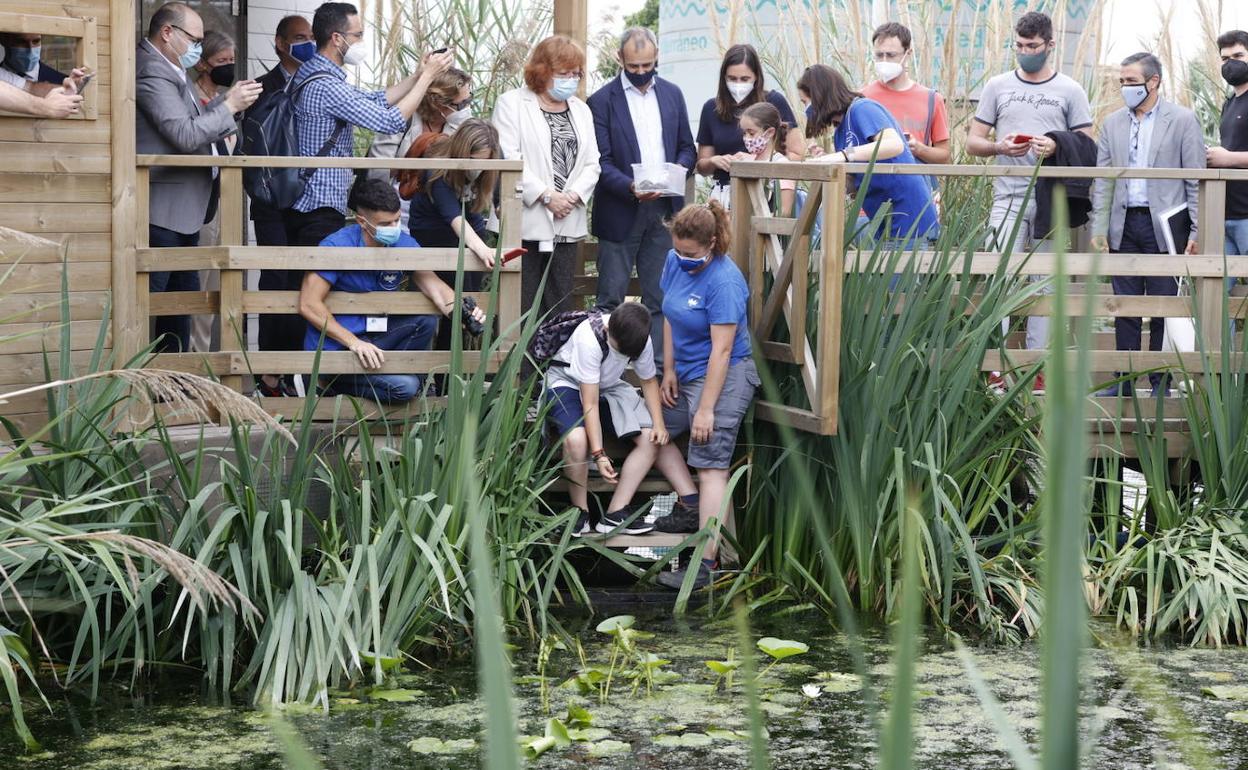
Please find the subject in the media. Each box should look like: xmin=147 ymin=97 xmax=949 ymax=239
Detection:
xmin=359 ymin=652 xmax=403 ymax=672
xmin=757 ymin=637 xmax=809 ymax=661
xmin=369 ymin=688 xmax=421 ymax=703
xmin=706 ymin=660 xmax=742 ymax=674
xmin=1191 ymin=671 xmax=1236 ymax=682
xmin=758 ymin=700 xmax=795 ymax=717
xmin=566 ymin=705 xmax=593 ymax=728
xmin=596 ymin=615 xmax=636 ymax=635
xmin=546 ymin=718 xmax=572 ymax=748
xmin=407 ymin=736 xmax=477 ymax=754
xmin=1203 ymin=685 xmax=1248 ymax=700
xmin=654 ymin=732 xmax=714 ymax=747
xmin=588 ymin=739 xmax=631 ymax=756
xmin=568 ymin=727 xmax=611 ymax=742
xmin=706 ymin=728 xmax=748 ymax=741
xmin=638 ymin=653 xmax=671 ymax=669
xmin=1226 ymin=711 xmax=1248 ymax=723
xmin=522 ymin=736 xmax=558 ymax=759
xmin=813 ymin=671 xmax=863 ymax=693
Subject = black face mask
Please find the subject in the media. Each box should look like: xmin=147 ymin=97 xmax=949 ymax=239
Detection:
xmin=624 ymin=66 xmax=657 ymax=88
xmin=1225 ymin=59 xmax=1248 ymax=87
xmin=209 ymin=63 xmax=235 ymax=87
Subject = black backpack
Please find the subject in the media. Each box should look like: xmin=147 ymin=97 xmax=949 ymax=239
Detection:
xmin=240 ymin=71 xmax=347 ymax=209
xmin=528 ymin=311 xmax=610 ymax=366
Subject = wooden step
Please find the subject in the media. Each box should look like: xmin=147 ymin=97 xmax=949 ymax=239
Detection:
xmin=594 ymin=532 xmax=688 ymax=549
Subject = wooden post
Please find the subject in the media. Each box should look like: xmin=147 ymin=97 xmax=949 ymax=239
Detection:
xmin=111 ymin=0 xmax=138 ymax=366
xmin=729 ymin=175 xmax=754 ymax=279
xmin=496 ymin=169 xmax=524 ymax=356
xmin=217 ymin=167 xmax=244 ymax=395
xmin=1197 ymin=179 xmax=1228 ymax=356
xmin=816 ymin=167 xmax=846 ymax=435
xmin=554 ymin=0 xmax=588 ymax=97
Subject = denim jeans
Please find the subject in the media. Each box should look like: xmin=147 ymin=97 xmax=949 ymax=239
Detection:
xmin=148 ymin=225 xmax=201 ymax=353
xmin=1229 ymin=219 xmax=1248 ymax=293
xmin=595 ymin=200 xmax=672 ymax=363
xmin=319 ymin=314 xmax=439 ymax=404
xmin=989 ymin=196 xmax=1053 ymax=351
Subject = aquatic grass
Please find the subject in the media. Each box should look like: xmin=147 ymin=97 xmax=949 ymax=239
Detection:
xmin=1036 ymin=193 xmax=1092 ymax=770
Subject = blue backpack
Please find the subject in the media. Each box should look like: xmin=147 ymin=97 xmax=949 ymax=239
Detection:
xmin=240 ymin=71 xmax=346 ymax=209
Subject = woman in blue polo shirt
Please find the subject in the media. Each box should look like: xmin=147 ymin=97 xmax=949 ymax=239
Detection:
xmin=652 ymin=200 xmax=759 ymax=590
xmin=798 ymin=63 xmax=937 ymax=245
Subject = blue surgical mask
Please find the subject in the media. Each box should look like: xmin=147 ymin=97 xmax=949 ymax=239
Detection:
xmin=362 ymin=219 xmax=402 ymax=246
xmin=179 ymin=40 xmax=202 ymax=70
xmin=4 ymin=46 xmax=39 ymax=76
xmin=289 ymin=40 xmax=316 ymax=63
xmin=549 ymin=77 xmax=579 ymax=101
xmin=674 ymin=248 xmax=710 ymax=272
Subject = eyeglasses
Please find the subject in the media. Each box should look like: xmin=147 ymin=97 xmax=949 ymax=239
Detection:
xmin=171 ymin=24 xmax=203 ymax=45
xmin=337 ymin=29 xmax=365 ymax=40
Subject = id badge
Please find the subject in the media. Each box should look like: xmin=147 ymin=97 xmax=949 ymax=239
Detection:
xmin=366 ymin=316 xmax=388 ymax=333
xmin=538 ymin=240 xmax=554 ymax=254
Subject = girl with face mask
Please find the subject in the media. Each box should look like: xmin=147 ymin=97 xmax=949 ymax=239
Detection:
xmin=738 ymin=102 xmax=795 ymax=217
xmin=403 ymin=119 xmax=502 ymax=350
xmin=694 ymin=44 xmax=805 ymax=209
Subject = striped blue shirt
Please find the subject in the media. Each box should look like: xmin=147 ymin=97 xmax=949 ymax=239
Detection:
xmin=291 ymin=54 xmax=406 ymax=214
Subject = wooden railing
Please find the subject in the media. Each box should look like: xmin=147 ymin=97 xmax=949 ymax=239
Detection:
xmin=126 ymin=156 xmax=523 ymax=420
xmin=729 ymin=160 xmax=1248 ymax=448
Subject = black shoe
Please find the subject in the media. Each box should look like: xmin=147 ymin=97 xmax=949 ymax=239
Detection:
xmin=653 ymin=499 xmax=699 ymax=534
xmin=595 ymin=506 xmax=654 ymax=535
xmin=570 ymin=510 xmax=591 ymax=537
xmin=656 ymin=561 xmax=714 ymax=590
xmin=256 ymin=377 xmax=286 ymax=397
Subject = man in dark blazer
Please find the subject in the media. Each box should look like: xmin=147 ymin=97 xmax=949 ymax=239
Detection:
xmin=244 ymin=14 xmax=313 ymax=395
xmin=136 ymin=2 xmax=261 ymax=352
xmin=588 ymin=27 xmax=696 ymax=358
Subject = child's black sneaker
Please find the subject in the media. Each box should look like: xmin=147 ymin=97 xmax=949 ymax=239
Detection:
xmin=571 ymin=510 xmax=591 ymax=537
xmin=595 ymin=506 xmax=654 ymax=535
xmin=653 ymin=498 xmax=699 ymax=533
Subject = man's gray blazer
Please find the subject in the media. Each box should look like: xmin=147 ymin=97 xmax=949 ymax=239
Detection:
xmin=1091 ymin=98 xmax=1205 ymax=251
xmin=135 ymin=40 xmax=237 ymax=235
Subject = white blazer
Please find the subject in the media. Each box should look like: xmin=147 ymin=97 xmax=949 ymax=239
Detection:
xmin=492 ymin=86 xmax=601 ymax=243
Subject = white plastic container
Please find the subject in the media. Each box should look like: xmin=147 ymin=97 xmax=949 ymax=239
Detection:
xmin=630 ymin=163 xmax=687 ymax=197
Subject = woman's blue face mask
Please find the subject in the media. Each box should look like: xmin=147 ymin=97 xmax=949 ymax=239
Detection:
xmin=674 ymin=247 xmax=711 ymax=272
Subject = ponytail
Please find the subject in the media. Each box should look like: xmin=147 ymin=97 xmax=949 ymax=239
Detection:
xmin=669 ymin=200 xmax=732 ymax=258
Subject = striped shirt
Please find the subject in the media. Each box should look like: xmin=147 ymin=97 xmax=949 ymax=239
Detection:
xmin=291 ymin=54 xmax=406 ymax=214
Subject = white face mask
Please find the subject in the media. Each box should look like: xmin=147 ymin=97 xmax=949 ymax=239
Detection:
xmin=726 ymin=80 xmax=754 ymax=104
xmin=874 ymin=60 xmax=904 ymax=83
xmin=341 ymin=40 xmax=367 ymax=67
xmin=444 ymin=106 xmax=472 ymax=133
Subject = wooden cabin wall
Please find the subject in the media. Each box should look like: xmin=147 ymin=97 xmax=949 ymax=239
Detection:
xmin=0 ymin=0 xmax=112 ymax=436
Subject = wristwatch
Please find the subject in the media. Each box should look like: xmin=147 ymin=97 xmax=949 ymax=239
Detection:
xmin=542 ymin=193 xmax=552 ymax=205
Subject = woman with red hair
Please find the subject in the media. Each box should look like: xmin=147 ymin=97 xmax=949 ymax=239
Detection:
xmin=493 ymin=35 xmax=600 ymax=318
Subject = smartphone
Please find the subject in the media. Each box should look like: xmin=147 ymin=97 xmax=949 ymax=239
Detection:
xmin=1012 ymin=134 xmax=1034 ymax=144
xmin=432 ymin=47 xmax=448 ymax=55
xmin=502 ymin=247 xmax=526 ymax=264
xmin=76 ymin=72 xmax=95 ymax=93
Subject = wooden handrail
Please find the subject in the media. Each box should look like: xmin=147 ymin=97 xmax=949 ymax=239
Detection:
xmin=730 ymin=159 xmax=1248 ymax=181
xmin=134 ymin=246 xmax=521 ymax=272
xmin=135 ymin=155 xmax=524 ymax=170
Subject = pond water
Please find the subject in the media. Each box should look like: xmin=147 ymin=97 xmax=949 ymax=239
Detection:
xmin=9 ymin=605 xmax=1248 ymax=769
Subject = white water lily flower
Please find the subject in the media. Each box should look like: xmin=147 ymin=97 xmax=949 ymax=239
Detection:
xmin=801 ymin=684 xmax=822 ymax=699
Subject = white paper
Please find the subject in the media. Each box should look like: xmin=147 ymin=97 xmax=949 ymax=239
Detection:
xmin=366 ymin=316 xmax=389 ymax=333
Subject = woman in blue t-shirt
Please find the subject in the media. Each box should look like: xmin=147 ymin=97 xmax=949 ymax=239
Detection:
xmin=797 ymin=64 xmax=937 ymax=244
xmin=652 ymin=200 xmax=760 ymax=590
xmin=695 ymin=44 xmax=805 ymax=208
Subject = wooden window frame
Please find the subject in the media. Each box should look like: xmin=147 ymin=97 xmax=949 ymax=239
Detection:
xmin=0 ymin=11 xmax=99 ymax=120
